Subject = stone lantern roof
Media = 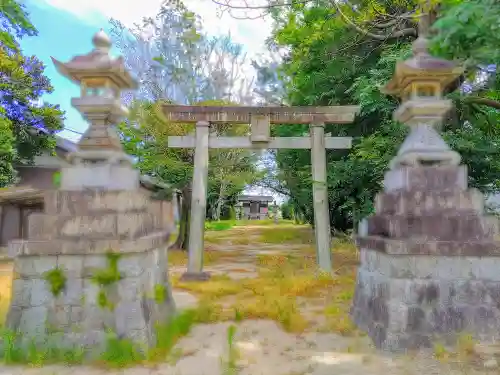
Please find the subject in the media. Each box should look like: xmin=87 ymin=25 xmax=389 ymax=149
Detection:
xmin=381 ymin=36 xmax=464 ymax=97
xmin=50 ymin=29 xmax=138 ymax=90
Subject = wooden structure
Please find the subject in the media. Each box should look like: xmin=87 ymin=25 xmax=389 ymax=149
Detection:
xmin=237 ymin=194 xmax=274 ymax=220
xmin=164 ymin=104 xmax=360 ymax=279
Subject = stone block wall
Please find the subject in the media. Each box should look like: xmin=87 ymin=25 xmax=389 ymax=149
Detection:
xmin=352 ymin=166 xmax=500 ymax=351
xmin=5 ymin=190 xmax=176 ymax=355
xmin=352 ymin=249 xmax=500 ymax=351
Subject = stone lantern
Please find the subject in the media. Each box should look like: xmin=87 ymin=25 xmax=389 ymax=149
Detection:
xmin=270 ymin=201 xmax=279 ymax=224
xmin=351 ymin=33 xmax=500 ymax=351
xmin=5 ymin=30 xmax=176 ymax=355
xmin=51 ymin=29 xmax=139 ymax=190
xmin=381 ymin=36 xmax=463 ymax=169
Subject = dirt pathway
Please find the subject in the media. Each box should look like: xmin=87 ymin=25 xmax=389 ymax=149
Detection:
xmin=0 ymin=224 xmax=494 ymax=374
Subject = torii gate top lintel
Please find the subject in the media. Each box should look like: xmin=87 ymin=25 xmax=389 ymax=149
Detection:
xmin=161 ymin=104 xmax=360 ymax=124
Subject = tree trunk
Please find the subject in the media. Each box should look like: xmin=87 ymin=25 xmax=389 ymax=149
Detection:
xmin=173 ymin=184 xmax=191 ymax=251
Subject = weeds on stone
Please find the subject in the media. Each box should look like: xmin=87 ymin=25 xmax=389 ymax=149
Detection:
xmin=98 ymin=331 xmax=144 ymax=368
xmin=0 ymin=329 xmax=85 ymax=366
xmin=0 ymin=308 xmax=199 ymax=368
xmin=91 ymin=252 xmax=122 ymax=311
xmin=96 ymin=289 xmax=114 ymax=311
xmin=148 ymin=309 xmax=197 ymax=362
xmin=43 ymin=268 xmax=67 ymax=297
xmin=154 ymin=284 xmax=167 ymax=303
xmin=91 ymin=252 xmax=122 ymax=286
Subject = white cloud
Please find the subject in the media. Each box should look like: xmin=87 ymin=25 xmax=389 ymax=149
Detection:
xmin=39 ymin=0 xmax=272 ymax=57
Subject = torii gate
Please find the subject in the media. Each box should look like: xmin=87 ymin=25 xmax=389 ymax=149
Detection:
xmin=163 ymin=104 xmax=360 ymax=280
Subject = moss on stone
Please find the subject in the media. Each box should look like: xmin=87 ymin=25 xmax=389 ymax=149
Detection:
xmin=43 ymin=268 xmax=67 ymax=297
xmin=92 ymin=252 xmax=122 ymax=311
xmin=97 ymin=289 xmax=115 ymax=311
xmin=91 ymin=251 xmax=122 ymax=286
xmin=97 ymin=289 xmax=108 ymax=309
xmin=154 ymin=284 xmax=166 ymax=304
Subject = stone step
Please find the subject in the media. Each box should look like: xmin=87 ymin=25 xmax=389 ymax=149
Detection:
xmin=356 ymin=235 xmax=500 ymax=256
xmin=383 ymin=165 xmax=467 ymax=192
xmin=366 ymin=214 xmax=499 ymax=241
xmin=375 ymin=189 xmax=484 ymax=216
xmin=44 ymin=190 xmax=151 ymax=215
xmin=28 ymin=211 xmax=160 ymax=240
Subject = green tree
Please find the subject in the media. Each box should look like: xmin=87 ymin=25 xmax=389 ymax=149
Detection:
xmin=259 ymin=0 xmax=500 ymax=232
xmin=112 ymin=0 xmax=261 ymax=249
xmin=0 ymin=0 xmax=64 ymax=186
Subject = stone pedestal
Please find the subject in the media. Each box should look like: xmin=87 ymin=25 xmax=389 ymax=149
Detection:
xmin=6 ymin=190 xmax=176 ymax=355
xmin=352 ymin=165 xmax=500 ymax=351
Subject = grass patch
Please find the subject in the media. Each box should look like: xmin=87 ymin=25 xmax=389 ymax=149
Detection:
xmin=0 ymin=330 xmax=85 ymax=366
xmin=171 ymin=244 xmax=358 ymax=335
xmin=257 ymin=226 xmax=314 ymax=244
xmin=168 ymin=249 xmax=247 ymax=267
xmin=148 ymin=309 xmax=198 ymax=363
xmin=0 ymin=308 xmax=199 ymax=368
xmin=234 ymin=219 xmax=295 ymax=226
xmin=221 ymin=324 xmax=239 ymax=375
xmin=205 ymin=221 xmax=236 ymax=231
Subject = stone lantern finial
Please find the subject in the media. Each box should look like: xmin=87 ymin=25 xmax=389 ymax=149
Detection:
xmin=92 ymin=29 xmax=112 ymax=52
xmin=51 ymin=29 xmax=140 ymax=191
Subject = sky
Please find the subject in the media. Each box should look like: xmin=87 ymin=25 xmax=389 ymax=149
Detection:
xmin=19 ymin=0 xmax=279 ymax=201
xmin=20 ymin=0 xmax=273 ymax=142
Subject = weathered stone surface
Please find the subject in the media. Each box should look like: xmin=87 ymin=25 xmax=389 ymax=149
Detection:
xmin=117 ymin=277 xmax=143 ymax=301
xmin=366 ymin=214 xmax=489 ymax=241
xmin=10 ymin=279 xmax=32 ymax=307
xmin=60 ymin=214 xmax=117 ymax=238
xmin=354 ymin=164 xmax=500 ymax=352
xmin=57 ymin=255 xmax=84 ymax=278
xmin=13 ymin=256 xmax=58 ymax=278
xmin=383 ymin=165 xmax=467 ymax=192
xmin=82 ymin=255 xmax=108 ymax=277
xmin=116 ymin=213 xmax=156 ymax=239
xmin=356 ymin=236 xmax=500 ymax=256
xmin=30 ymin=278 xmax=52 ymax=306
xmin=352 ymin=248 xmax=500 ymax=351
xmin=11 ymin=231 xmax=169 ymax=256
xmin=19 ymin=305 xmax=49 ymax=337
xmin=115 ymin=301 xmax=147 ymax=333
xmin=375 ymin=189 xmax=484 ymax=216
xmin=44 ymin=190 xmax=151 ymax=216
xmin=358 ymin=248 xmax=500 ymax=281
xmin=27 ymin=213 xmax=58 ymax=239
xmin=7 ymin=249 xmax=176 ymax=354
xmin=118 ymin=253 xmax=147 ymax=277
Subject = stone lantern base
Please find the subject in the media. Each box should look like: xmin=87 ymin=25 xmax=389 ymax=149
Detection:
xmin=5 ymin=190 xmax=176 ymax=356
xmin=351 ymin=165 xmax=500 ymax=351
